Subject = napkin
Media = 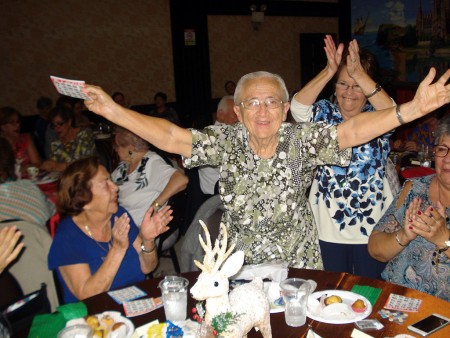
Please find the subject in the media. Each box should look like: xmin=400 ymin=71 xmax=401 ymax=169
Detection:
xmin=230 ymin=261 xmax=288 ymax=282
xmin=27 ymin=302 xmax=87 ymax=338
xmin=351 ymin=285 xmax=382 ymax=307
xmin=306 ymin=327 xmax=322 ymax=338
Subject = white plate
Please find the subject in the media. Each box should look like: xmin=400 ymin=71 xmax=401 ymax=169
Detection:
xmin=264 ymin=281 xmax=284 ymax=313
xmin=306 ymin=290 xmax=372 ymax=324
xmin=65 ymin=311 xmax=134 ymax=338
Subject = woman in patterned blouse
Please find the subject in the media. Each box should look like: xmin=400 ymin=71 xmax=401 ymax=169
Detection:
xmin=369 ymin=115 xmax=450 ymax=301
xmin=41 ymin=106 xmax=96 ymax=172
xmin=82 ymin=69 xmax=450 ymax=269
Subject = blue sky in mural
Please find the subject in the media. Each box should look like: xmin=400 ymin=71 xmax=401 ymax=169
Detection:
xmin=352 ymin=0 xmax=433 ymax=33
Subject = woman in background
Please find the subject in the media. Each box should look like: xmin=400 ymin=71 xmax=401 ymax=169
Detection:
xmin=41 ymin=106 xmax=96 ymax=172
xmin=0 ymin=137 xmax=55 ymax=228
xmin=0 ymin=106 xmax=42 ymax=172
xmin=111 ymin=126 xmax=188 ymax=226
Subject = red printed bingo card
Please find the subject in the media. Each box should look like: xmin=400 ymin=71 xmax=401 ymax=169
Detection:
xmin=50 ymin=75 xmax=91 ymax=100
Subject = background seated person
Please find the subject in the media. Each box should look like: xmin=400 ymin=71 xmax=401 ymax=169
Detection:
xmin=111 ymin=126 xmax=188 ymax=226
xmin=41 ymin=106 xmax=96 ymax=172
xmin=391 ymin=110 xmax=441 ymax=152
xmin=368 ymin=115 xmax=450 ymax=301
xmin=0 ymin=106 xmax=42 ymax=173
xmin=0 ymin=137 xmax=55 ymax=228
xmin=198 ymin=95 xmax=238 ymax=196
xmin=148 ymin=91 xmax=180 ymax=126
xmin=48 ymin=157 xmax=173 ymax=303
xmin=82 ymin=67 xmax=450 ymax=269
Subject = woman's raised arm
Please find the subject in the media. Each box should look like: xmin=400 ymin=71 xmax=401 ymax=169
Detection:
xmin=83 ymin=85 xmax=193 ymax=157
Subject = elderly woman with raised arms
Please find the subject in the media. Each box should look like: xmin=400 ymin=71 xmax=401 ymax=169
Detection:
xmin=82 ymin=68 xmax=450 ymax=269
xmin=48 ymin=157 xmax=173 ymax=303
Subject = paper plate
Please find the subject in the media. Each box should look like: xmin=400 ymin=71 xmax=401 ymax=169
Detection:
xmin=307 ymin=290 xmax=372 ymax=324
xmin=64 ymin=311 xmax=134 ymax=338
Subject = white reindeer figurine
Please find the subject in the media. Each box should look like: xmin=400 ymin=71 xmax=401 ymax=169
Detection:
xmin=190 ymin=221 xmax=272 ymax=338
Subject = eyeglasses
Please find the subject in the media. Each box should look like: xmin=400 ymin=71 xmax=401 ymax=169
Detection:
xmin=239 ymin=97 xmax=284 ymax=111
xmin=51 ymin=121 xmax=66 ymax=129
xmin=335 ymin=81 xmax=363 ymax=93
xmin=434 ymin=145 xmax=450 ymax=157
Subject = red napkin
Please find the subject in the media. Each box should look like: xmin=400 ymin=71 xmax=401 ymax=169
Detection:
xmin=401 ymin=167 xmax=435 ymax=179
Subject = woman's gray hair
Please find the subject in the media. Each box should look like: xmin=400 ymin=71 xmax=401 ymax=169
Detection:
xmin=434 ymin=114 xmax=450 ymax=145
xmin=115 ymin=126 xmax=149 ymax=152
xmin=234 ymin=71 xmax=289 ymax=104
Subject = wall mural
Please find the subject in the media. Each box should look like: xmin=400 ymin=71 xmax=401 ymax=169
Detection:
xmin=352 ymin=0 xmax=450 ymax=84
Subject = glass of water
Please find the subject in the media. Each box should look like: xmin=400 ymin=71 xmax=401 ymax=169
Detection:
xmin=280 ymin=278 xmax=313 ymax=327
xmin=158 ymin=276 xmax=189 ymax=322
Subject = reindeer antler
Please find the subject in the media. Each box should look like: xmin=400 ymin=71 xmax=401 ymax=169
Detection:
xmin=194 ymin=221 xmax=235 ymax=273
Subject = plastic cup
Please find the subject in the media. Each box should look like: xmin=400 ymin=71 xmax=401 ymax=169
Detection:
xmin=158 ymin=276 xmax=189 ymax=322
xmin=280 ymin=278 xmax=312 ymax=327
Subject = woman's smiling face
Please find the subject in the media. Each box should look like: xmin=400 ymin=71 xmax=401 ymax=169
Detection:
xmin=234 ymin=76 xmax=289 ymax=143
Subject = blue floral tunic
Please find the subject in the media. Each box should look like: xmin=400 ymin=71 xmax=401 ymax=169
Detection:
xmin=373 ymin=175 xmax=450 ymax=301
xmin=308 ymin=100 xmax=393 ymax=243
xmin=183 ymin=122 xmax=351 ymax=268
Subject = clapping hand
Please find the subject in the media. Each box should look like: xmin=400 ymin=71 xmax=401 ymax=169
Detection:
xmin=346 ymin=39 xmax=365 ymax=79
xmin=112 ymin=213 xmax=131 ymax=250
xmin=324 ymin=34 xmax=343 ymax=76
xmin=409 ymin=198 xmax=448 ymax=247
xmin=140 ymin=205 xmax=173 ymax=241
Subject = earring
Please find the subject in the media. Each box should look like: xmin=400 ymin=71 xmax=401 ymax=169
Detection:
xmin=128 ymin=150 xmax=133 ymax=156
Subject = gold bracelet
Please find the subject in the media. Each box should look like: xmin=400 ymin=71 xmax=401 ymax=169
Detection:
xmin=152 ymin=201 xmax=161 ymax=210
xmin=141 ymin=242 xmax=156 ymax=254
xmin=395 ymin=231 xmax=407 ymax=247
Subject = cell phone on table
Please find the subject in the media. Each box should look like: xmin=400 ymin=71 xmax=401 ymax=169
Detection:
xmin=407 ymin=313 xmax=450 ymax=336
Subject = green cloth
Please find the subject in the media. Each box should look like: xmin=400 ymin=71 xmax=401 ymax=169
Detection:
xmin=27 ymin=302 xmax=87 ymax=338
xmin=351 ymin=284 xmax=382 ymax=307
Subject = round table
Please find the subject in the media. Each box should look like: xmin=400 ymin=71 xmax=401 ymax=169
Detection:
xmin=82 ymin=268 xmax=450 ymax=337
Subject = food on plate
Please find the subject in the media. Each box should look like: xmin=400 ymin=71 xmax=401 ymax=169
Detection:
xmin=351 ymin=299 xmax=367 ymax=313
xmin=324 ymin=295 xmax=343 ymax=305
xmin=112 ymin=322 xmax=126 ymax=331
xmin=101 ymin=314 xmax=115 ymax=327
xmin=86 ymin=315 xmax=100 ymax=329
xmin=93 ymin=328 xmax=106 ymax=337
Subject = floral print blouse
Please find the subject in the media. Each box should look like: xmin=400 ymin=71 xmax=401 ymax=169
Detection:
xmin=308 ymin=100 xmax=393 ymax=243
xmin=183 ymin=122 xmax=351 ymax=268
xmin=373 ymin=175 xmax=450 ymax=301
xmin=50 ymin=129 xmax=96 ymax=163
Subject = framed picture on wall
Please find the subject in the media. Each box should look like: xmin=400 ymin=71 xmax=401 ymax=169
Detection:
xmin=351 ymin=0 xmax=450 ymax=84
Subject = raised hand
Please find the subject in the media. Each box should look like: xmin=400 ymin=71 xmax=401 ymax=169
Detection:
xmin=323 ymin=34 xmax=344 ymax=76
xmin=346 ymin=39 xmax=364 ymax=79
xmin=413 ymin=67 xmax=450 ymax=117
xmin=111 ymin=213 xmax=130 ymax=250
xmin=140 ymin=205 xmax=173 ymax=241
xmin=82 ymin=85 xmax=119 ymax=118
